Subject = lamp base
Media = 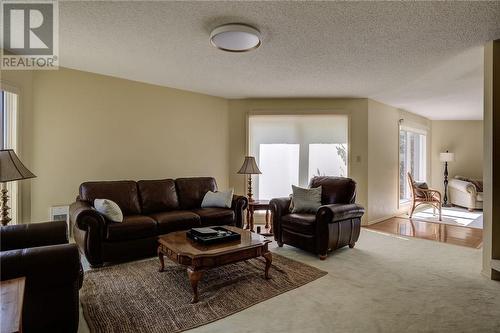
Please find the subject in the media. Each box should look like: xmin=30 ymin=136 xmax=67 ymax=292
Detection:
xmin=247 ymin=175 xmax=255 ymax=202
xmin=0 ymin=184 xmax=11 ymax=226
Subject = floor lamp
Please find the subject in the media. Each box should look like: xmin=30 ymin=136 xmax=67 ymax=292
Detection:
xmin=439 ymin=150 xmax=455 ymax=207
xmin=0 ymin=149 xmax=36 ymax=226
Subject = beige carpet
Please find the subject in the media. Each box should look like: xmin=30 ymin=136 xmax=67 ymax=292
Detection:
xmin=80 ymin=254 xmax=326 ymax=333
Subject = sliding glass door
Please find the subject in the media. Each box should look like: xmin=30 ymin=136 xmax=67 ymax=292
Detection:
xmin=399 ymin=127 xmax=427 ymax=202
xmin=249 ymin=115 xmax=348 ymax=200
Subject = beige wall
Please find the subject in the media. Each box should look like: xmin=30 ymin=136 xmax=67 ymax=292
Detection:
xmin=3 ymin=67 xmax=487 ymax=232
xmin=430 ymin=121 xmax=484 ymax=194
xmin=1 ymin=70 xmax=34 ymax=222
xmin=228 ymin=98 xmax=369 ymax=221
xmin=5 ymin=68 xmax=230 ymax=222
xmin=367 ymin=100 xmax=432 ymax=223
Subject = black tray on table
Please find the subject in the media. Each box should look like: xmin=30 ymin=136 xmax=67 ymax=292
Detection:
xmin=186 ymin=227 xmax=241 ymax=245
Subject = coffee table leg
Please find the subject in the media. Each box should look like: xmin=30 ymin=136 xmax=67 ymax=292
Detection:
xmin=158 ymin=247 xmax=165 ymax=272
xmin=187 ymin=268 xmax=204 ymax=303
xmin=263 ymin=252 xmax=272 ymax=279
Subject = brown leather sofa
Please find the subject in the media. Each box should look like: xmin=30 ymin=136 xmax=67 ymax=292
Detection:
xmin=270 ymin=176 xmax=365 ymax=260
xmin=0 ymin=221 xmax=83 ymax=332
xmin=70 ymin=177 xmax=248 ymax=267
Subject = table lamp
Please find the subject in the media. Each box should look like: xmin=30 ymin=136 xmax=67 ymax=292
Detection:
xmin=237 ymin=156 xmax=261 ymax=202
xmin=0 ymin=149 xmax=36 ymax=225
xmin=439 ymin=150 xmax=455 ymax=207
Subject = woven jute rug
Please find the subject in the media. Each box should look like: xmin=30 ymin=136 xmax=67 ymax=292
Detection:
xmin=81 ymin=253 xmax=327 ymax=333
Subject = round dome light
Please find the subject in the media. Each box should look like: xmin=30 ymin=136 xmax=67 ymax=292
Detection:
xmin=210 ymin=23 xmax=261 ymax=52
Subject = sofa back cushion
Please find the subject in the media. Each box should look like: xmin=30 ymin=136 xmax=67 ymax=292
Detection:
xmin=309 ymin=176 xmax=356 ymax=205
xmin=175 ymin=177 xmax=218 ymax=209
xmin=137 ymin=179 xmax=179 ymax=214
xmin=79 ymin=181 xmax=141 ymax=215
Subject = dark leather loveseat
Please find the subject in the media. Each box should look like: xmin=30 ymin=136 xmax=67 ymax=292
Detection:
xmin=0 ymin=221 xmax=83 ymax=332
xmin=70 ymin=177 xmax=248 ymax=267
xmin=270 ymin=176 xmax=365 ymax=260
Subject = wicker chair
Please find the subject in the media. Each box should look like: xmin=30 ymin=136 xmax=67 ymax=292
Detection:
xmin=407 ymin=172 xmax=442 ymax=221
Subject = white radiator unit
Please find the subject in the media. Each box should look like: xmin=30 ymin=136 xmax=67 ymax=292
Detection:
xmin=50 ymin=205 xmax=70 ymax=236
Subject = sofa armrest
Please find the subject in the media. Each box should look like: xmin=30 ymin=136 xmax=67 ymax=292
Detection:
xmin=70 ymin=200 xmax=106 ymax=234
xmin=0 ymin=221 xmax=68 ymax=251
xmin=0 ymin=243 xmax=83 ymax=287
xmin=270 ymin=197 xmax=291 ymax=216
xmin=231 ymin=195 xmax=248 ymax=228
xmin=448 ymin=179 xmax=476 ymax=194
xmin=317 ymin=203 xmax=365 ymax=223
xmin=270 ymin=197 xmax=292 ymax=243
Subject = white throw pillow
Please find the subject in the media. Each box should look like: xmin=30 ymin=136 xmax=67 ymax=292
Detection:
xmin=290 ymin=185 xmax=322 ymax=213
xmin=201 ymin=189 xmax=234 ymax=208
xmin=94 ymin=199 xmax=123 ymax=223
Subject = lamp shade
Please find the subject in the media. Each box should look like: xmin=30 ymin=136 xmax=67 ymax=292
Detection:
xmin=440 ymin=152 xmax=455 ymax=162
xmin=237 ymin=156 xmax=261 ymax=174
xmin=0 ymin=149 xmax=36 ymax=182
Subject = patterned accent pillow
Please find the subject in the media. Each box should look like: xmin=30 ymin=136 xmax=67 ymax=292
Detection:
xmin=290 ymin=185 xmax=322 ymax=214
xmin=413 ymin=182 xmax=428 ymax=198
xmin=94 ymin=199 xmax=123 ymax=223
xmin=455 ymin=176 xmax=483 ymax=192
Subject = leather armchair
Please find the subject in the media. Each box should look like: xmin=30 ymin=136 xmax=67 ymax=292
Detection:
xmin=271 ymin=176 xmax=365 ymax=260
xmin=0 ymin=221 xmax=83 ymax=333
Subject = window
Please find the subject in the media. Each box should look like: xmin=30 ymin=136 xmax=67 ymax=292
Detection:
xmin=249 ymin=115 xmax=348 ymax=200
xmin=308 ymin=143 xmax=347 ymax=180
xmin=1 ymin=88 xmax=19 ymax=224
xmin=399 ymin=127 xmax=427 ymax=202
xmin=258 ymin=144 xmax=299 ymax=199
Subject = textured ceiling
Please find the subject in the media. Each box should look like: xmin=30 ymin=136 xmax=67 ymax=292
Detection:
xmin=59 ymin=1 xmax=500 ymax=120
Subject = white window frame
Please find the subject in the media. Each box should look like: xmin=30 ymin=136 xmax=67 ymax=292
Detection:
xmin=1 ymin=82 xmax=21 ymax=224
xmin=246 ymin=112 xmax=350 ymax=200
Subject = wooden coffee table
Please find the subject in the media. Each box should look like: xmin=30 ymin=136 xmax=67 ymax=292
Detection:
xmin=157 ymin=226 xmax=272 ymax=303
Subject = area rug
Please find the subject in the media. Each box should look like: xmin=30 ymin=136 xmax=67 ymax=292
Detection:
xmin=400 ymin=206 xmax=483 ymax=229
xmin=80 ymin=254 xmax=327 ymax=333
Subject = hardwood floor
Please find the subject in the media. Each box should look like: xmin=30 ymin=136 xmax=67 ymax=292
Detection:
xmin=364 ymin=217 xmax=483 ymax=249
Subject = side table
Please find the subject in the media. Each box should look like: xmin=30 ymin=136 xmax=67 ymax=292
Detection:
xmin=246 ymin=200 xmax=272 ymax=235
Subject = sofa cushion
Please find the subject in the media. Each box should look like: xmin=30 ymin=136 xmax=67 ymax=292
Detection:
xmin=149 ymin=211 xmax=201 ymax=234
xmin=106 ymin=215 xmax=157 ymax=241
xmin=80 ymin=181 xmax=141 ymax=215
xmin=137 ymin=179 xmax=179 ymax=214
xmin=281 ymin=213 xmax=316 ymax=235
xmin=191 ymin=208 xmax=235 ymax=226
xmin=176 ymin=177 xmax=217 ymax=209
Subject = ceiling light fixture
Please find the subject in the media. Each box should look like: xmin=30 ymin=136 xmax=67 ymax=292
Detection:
xmin=210 ymin=23 xmax=261 ymax=53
